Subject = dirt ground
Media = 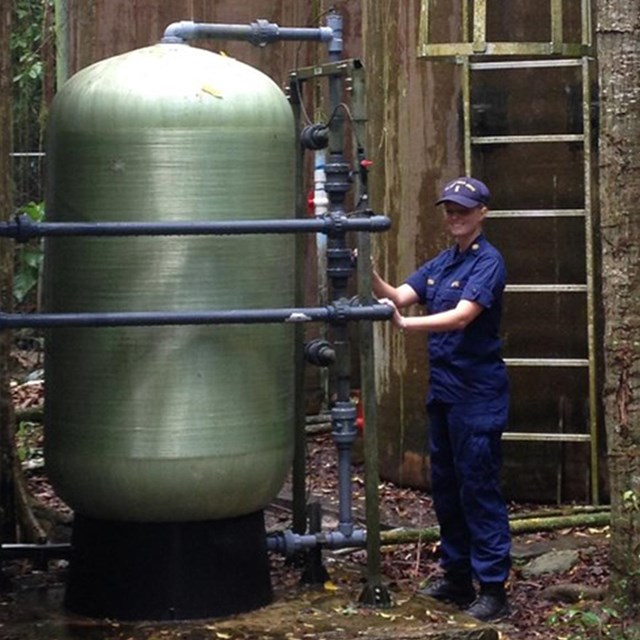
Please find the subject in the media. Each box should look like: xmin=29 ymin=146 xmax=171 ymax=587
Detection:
xmin=4 ymin=356 xmax=635 ymax=639
xmin=288 ymin=432 xmax=621 ymax=640
xmin=2 ymin=427 xmax=625 ymax=640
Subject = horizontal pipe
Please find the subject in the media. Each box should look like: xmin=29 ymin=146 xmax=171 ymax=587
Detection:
xmin=266 ymin=528 xmax=367 ymax=556
xmin=2 ymin=214 xmax=391 ymax=242
xmin=0 ymin=528 xmax=366 ymax=563
xmin=0 ymin=303 xmax=393 ymax=330
xmin=3 ymin=505 xmax=611 ymax=561
xmin=161 ymin=19 xmax=334 ymax=46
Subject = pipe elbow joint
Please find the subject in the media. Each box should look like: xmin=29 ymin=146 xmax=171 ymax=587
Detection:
xmin=161 ymin=21 xmax=194 ymax=43
xmin=304 ymin=339 xmax=335 ymax=367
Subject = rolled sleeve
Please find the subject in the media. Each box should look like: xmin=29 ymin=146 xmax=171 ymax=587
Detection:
xmin=462 ymin=256 xmax=505 ymax=309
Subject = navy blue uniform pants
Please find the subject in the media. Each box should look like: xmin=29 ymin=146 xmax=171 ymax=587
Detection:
xmin=427 ymin=397 xmax=511 ymax=584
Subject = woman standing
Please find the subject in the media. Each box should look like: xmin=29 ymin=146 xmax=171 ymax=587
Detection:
xmin=373 ymin=177 xmax=511 ymax=622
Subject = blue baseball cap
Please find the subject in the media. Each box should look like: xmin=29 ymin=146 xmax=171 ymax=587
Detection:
xmin=435 ymin=177 xmax=491 ymax=209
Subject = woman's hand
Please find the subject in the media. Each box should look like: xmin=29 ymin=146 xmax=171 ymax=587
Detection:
xmin=378 ymin=297 xmax=406 ymax=330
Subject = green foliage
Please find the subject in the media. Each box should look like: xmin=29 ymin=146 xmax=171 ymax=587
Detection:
xmin=547 ymin=601 xmax=640 ymax=640
xmin=15 ymin=421 xmax=43 ymax=463
xmin=11 ymin=0 xmax=49 ymax=130
xmin=11 ymin=0 xmax=50 ymax=303
xmin=622 ymin=490 xmax=640 ymax=513
xmin=11 ymin=1 xmax=45 ymax=86
xmin=11 ymin=0 xmax=53 ymax=205
xmin=13 ymin=201 xmax=45 ymax=304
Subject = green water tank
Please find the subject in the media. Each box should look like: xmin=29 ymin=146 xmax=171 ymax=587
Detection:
xmin=43 ymin=44 xmax=296 ymax=522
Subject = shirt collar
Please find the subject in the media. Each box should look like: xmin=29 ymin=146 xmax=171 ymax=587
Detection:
xmin=451 ymin=233 xmax=485 ymax=261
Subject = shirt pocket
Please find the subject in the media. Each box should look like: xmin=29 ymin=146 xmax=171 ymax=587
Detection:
xmin=437 ymin=287 xmax=463 ymax=311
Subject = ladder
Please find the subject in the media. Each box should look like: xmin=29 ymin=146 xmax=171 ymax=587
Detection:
xmin=418 ymin=0 xmax=599 ymax=503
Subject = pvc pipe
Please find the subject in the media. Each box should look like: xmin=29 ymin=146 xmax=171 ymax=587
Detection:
xmin=1 ymin=214 xmax=391 ymax=242
xmin=266 ymin=528 xmax=367 ymax=557
xmin=325 ymin=12 xmax=344 ymax=57
xmin=0 ymin=528 xmax=367 ymax=563
xmin=331 ymin=402 xmax=359 ymax=537
xmin=0 ymin=303 xmax=393 ymax=330
xmin=161 ymin=19 xmax=334 ymax=47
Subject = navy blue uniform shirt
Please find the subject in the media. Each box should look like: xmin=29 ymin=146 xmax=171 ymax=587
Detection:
xmin=404 ymin=234 xmax=508 ymax=403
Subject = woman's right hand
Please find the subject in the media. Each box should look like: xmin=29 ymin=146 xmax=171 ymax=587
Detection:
xmin=378 ymin=297 xmax=406 ymax=330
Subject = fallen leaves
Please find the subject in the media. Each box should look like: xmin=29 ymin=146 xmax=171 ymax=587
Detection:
xmin=10 ymin=379 xmax=43 ymax=412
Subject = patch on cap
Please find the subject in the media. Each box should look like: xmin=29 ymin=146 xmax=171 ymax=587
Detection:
xmin=435 ymin=177 xmax=491 ymax=209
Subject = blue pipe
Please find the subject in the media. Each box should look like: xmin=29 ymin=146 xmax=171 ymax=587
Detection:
xmin=0 ymin=303 xmax=393 ymax=330
xmin=1 ymin=214 xmax=391 ymax=242
xmin=0 ymin=212 xmax=393 ymax=382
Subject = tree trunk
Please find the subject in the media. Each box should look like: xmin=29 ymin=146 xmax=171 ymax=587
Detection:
xmin=1 ymin=1 xmax=50 ymax=545
xmin=597 ymin=0 xmax=640 ymax=614
xmin=380 ymin=511 xmax=611 ymax=545
xmin=0 ymin=0 xmax=18 ymax=543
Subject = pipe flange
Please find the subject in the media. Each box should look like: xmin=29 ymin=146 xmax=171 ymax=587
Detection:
xmin=249 ymin=19 xmax=277 ymax=47
xmin=13 ymin=214 xmax=34 ymax=243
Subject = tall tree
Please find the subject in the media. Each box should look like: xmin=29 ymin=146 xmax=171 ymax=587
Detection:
xmin=0 ymin=0 xmax=18 ymax=542
xmin=0 ymin=0 xmax=55 ymax=546
xmin=598 ymin=0 xmax=640 ymax=613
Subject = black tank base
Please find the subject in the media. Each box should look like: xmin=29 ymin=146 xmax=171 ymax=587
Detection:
xmin=65 ymin=511 xmax=272 ymax=621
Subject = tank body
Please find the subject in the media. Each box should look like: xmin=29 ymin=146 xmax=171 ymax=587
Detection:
xmin=44 ymin=43 xmax=296 ymax=523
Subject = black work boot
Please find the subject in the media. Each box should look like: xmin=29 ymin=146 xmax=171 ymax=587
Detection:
xmin=419 ymin=572 xmax=476 ymax=607
xmin=465 ymin=582 xmax=510 ymax=622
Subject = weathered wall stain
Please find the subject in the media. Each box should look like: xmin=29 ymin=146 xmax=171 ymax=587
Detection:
xmin=59 ymin=0 xmax=600 ymax=501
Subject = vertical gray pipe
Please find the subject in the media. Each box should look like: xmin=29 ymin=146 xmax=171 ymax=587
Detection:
xmin=323 ymin=11 xmax=358 ymax=538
